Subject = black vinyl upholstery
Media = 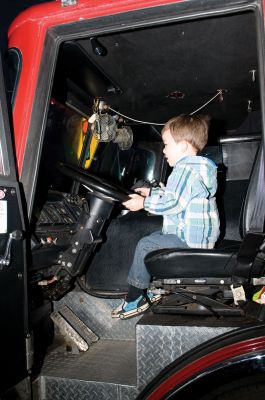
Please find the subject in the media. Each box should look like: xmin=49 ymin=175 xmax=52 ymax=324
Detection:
xmin=240 ymin=143 xmax=265 ymax=237
xmin=145 ymin=241 xmax=240 ymax=279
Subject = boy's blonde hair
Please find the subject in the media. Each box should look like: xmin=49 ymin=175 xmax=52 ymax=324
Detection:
xmin=162 ymin=114 xmax=209 ymax=152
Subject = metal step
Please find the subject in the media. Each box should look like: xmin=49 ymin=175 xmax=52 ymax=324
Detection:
xmin=136 ymin=311 xmax=256 ymax=389
xmin=51 ymin=304 xmax=99 ymax=352
xmin=38 ymin=340 xmax=138 ymax=400
xmin=38 ymin=291 xmax=256 ymax=399
xmin=39 ymin=292 xmax=140 ymax=398
xmin=54 ymin=289 xmax=141 ymax=340
xmin=58 ymin=304 xmax=98 ymax=345
xmin=51 ymin=311 xmax=89 ymax=352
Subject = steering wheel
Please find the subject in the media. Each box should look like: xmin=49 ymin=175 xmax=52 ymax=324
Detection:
xmin=57 ymin=162 xmax=133 ymax=203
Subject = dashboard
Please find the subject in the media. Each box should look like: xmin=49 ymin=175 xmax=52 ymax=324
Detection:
xmin=35 ymin=191 xmax=86 ymax=246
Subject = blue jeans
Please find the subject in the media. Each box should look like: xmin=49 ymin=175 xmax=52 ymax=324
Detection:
xmin=127 ymin=230 xmax=189 ymax=289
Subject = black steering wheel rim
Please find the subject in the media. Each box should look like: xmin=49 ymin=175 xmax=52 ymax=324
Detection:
xmin=57 ymin=162 xmax=132 ymax=203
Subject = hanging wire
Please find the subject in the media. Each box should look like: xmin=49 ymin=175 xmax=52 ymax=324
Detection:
xmin=108 ymin=89 xmax=223 ymax=126
xmin=108 ymin=106 xmax=164 ymax=126
xmin=189 ymin=89 xmax=223 ymax=115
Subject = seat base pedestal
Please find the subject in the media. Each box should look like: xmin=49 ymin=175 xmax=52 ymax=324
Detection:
xmin=153 ymin=290 xmax=244 ymax=317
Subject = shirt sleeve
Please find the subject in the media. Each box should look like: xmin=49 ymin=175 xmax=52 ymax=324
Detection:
xmin=144 ymin=165 xmax=195 ymax=216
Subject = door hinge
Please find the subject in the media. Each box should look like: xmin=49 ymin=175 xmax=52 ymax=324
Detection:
xmin=25 ymin=333 xmax=34 ymax=372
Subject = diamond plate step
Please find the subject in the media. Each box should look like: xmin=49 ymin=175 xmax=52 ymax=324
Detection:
xmin=51 ymin=305 xmax=98 ymax=351
xmin=51 ymin=311 xmax=88 ymax=351
xmin=136 ymin=312 xmax=254 ymax=389
xmin=55 ymin=290 xmax=141 ymax=340
xmin=58 ymin=304 xmax=99 ymax=345
xmin=39 ymin=339 xmax=138 ymax=400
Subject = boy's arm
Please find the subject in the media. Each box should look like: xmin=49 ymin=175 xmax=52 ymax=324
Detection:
xmin=144 ymin=165 xmax=195 ymax=216
xmin=149 ymin=186 xmax=165 ymax=196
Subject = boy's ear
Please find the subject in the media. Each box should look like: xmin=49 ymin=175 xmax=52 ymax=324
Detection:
xmin=180 ymin=140 xmax=188 ymax=152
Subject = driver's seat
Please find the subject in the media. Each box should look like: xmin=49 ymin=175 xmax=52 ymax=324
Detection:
xmin=145 ymin=144 xmax=265 ymax=299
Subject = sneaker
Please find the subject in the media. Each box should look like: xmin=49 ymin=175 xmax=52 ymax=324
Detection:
xmin=110 ymin=295 xmax=149 ymax=319
xmin=146 ymin=291 xmax=162 ymax=304
xmin=111 ymin=302 xmax=124 ymax=318
xmin=111 ymin=292 xmax=162 ymax=319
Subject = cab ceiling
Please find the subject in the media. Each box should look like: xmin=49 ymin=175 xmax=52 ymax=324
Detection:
xmin=53 ymin=10 xmax=259 ymax=132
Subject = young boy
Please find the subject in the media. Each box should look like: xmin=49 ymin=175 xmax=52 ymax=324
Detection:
xmin=112 ymin=114 xmax=220 ymax=319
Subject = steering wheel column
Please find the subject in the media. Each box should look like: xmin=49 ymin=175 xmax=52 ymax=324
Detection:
xmin=56 ymin=162 xmax=132 ymax=277
xmin=59 ymin=196 xmax=114 ymax=276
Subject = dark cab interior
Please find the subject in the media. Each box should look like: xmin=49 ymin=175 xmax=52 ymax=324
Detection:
xmin=26 ymin=7 xmax=265 ymax=313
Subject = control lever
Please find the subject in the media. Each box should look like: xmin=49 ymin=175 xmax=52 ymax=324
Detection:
xmin=0 ymin=230 xmax=23 ymax=269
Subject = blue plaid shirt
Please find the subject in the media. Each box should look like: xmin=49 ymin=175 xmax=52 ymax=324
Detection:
xmin=144 ymin=155 xmax=220 ymax=248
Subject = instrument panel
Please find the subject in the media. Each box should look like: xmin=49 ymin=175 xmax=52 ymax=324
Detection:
xmin=35 ymin=192 xmax=86 ymax=245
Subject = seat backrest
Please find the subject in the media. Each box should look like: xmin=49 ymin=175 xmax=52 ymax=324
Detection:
xmin=240 ymin=143 xmax=265 ymax=238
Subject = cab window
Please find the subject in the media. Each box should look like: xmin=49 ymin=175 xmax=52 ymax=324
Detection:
xmin=89 ymin=141 xmax=156 ymax=188
xmin=4 ymin=48 xmax=22 ymax=106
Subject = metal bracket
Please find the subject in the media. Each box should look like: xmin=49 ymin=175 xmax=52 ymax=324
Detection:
xmin=230 ymin=284 xmax=246 ymax=305
xmin=153 ymin=288 xmax=244 ymax=317
xmin=25 ymin=333 xmax=34 ymax=372
xmin=253 ymin=277 xmax=265 ymax=285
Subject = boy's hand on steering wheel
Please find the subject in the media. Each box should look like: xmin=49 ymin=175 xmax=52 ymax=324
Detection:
xmin=135 ymin=187 xmax=151 ymax=197
xmin=122 ymin=194 xmax=145 ymax=211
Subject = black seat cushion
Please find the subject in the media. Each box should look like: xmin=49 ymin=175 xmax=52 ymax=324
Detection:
xmin=145 ymin=240 xmax=241 ymax=279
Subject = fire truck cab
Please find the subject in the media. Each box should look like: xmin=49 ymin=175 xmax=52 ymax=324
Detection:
xmin=1 ymin=0 xmax=265 ymax=398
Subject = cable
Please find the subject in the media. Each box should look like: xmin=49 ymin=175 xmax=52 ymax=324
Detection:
xmin=190 ymin=90 xmax=223 ymax=115
xmin=108 ymin=89 xmax=223 ymax=125
xmin=108 ymin=106 xmax=164 ymax=126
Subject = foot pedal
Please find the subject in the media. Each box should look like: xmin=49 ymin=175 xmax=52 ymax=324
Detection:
xmin=51 ymin=305 xmax=98 ymax=351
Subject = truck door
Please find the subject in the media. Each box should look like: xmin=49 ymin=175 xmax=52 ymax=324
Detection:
xmin=0 ymin=53 xmax=30 ymax=395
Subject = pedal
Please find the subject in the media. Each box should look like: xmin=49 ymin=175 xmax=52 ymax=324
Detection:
xmin=51 ymin=305 xmax=98 ymax=352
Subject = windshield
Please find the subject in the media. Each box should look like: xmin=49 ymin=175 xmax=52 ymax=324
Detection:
xmin=89 ymin=141 xmax=156 ymax=189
